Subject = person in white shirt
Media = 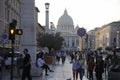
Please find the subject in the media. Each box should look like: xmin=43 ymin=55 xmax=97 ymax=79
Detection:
xmin=37 ymin=55 xmax=53 ymax=75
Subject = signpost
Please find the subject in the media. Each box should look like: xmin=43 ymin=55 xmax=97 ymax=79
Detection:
xmin=77 ymin=28 xmax=86 ymax=51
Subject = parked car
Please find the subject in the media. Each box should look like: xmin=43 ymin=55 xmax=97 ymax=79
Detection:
xmin=108 ymin=64 xmax=120 ymax=80
xmin=5 ymin=51 xmax=22 ymax=68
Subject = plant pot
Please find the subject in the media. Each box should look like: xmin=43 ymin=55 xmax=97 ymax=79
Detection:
xmin=44 ymin=55 xmax=53 ymax=65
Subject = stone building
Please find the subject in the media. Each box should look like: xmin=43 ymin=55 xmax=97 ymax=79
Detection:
xmin=0 ymin=0 xmax=21 ymax=49
xmin=95 ymin=21 xmax=120 ymax=50
xmin=51 ymin=9 xmax=79 ymax=51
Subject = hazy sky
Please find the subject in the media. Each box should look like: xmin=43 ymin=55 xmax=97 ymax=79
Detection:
xmin=35 ymin=0 xmax=120 ymax=31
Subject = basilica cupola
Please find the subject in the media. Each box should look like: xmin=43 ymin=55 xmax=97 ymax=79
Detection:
xmin=57 ymin=9 xmax=74 ymax=31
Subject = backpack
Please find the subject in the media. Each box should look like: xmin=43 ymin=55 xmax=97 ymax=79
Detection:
xmin=88 ymin=61 xmax=94 ymax=71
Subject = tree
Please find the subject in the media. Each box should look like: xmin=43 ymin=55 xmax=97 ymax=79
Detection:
xmin=105 ymin=46 xmax=112 ymax=51
xmin=97 ymin=47 xmax=102 ymax=51
xmin=37 ymin=32 xmax=64 ymax=52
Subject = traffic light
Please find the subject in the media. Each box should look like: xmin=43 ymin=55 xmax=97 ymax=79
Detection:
xmin=9 ymin=19 xmax=23 ymax=40
xmin=9 ymin=20 xmax=17 ymax=40
xmin=16 ymin=29 xmax=23 ymax=35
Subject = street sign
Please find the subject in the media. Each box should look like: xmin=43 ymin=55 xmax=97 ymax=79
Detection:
xmin=77 ymin=28 xmax=86 ymax=37
xmin=2 ymin=33 xmax=8 ymax=40
xmin=0 ymin=33 xmax=9 ymax=44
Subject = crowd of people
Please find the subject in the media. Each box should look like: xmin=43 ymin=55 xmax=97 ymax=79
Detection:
xmin=70 ymin=50 xmax=106 ymax=80
xmin=19 ymin=48 xmax=120 ymax=80
xmin=0 ymin=47 xmax=119 ymax=80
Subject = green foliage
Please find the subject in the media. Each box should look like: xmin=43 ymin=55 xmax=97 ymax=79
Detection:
xmin=37 ymin=32 xmax=64 ymax=51
xmin=97 ymin=47 xmax=102 ymax=51
xmin=105 ymin=46 xmax=112 ymax=51
xmin=111 ymin=55 xmax=120 ymax=64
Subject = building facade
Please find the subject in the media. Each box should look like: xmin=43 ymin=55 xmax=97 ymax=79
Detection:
xmin=54 ymin=9 xmax=79 ymax=51
xmin=0 ymin=0 xmax=21 ymax=49
xmin=95 ymin=21 xmax=120 ymax=50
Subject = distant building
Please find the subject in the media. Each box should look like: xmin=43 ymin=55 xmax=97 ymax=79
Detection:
xmin=50 ymin=9 xmax=79 ymax=51
xmin=95 ymin=21 xmax=120 ymax=50
xmin=35 ymin=7 xmax=45 ymax=35
xmin=87 ymin=30 xmax=96 ymax=50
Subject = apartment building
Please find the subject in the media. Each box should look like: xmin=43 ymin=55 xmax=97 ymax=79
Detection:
xmin=0 ymin=0 xmax=21 ymax=49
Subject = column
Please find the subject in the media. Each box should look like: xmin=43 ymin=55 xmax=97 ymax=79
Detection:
xmin=20 ymin=0 xmax=36 ymax=63
xmin=45 ymin=3 xmax=50 ymax=33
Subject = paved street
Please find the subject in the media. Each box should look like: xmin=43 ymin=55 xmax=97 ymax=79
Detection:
xmin=0 ymin=56 xmax=109 ymax=80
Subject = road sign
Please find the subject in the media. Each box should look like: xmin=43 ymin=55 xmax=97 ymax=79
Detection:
xmin=0 ymin=33 xmax=9 ymax=44
xmin=2 ymin=33 xmax=8 ymax=40
xmin=77 ymin=28 xmax=86 ymax=37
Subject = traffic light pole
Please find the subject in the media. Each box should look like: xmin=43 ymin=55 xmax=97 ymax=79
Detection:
xmin=10 ymin=40 xmax=15 ymax=80
xmin=9 ymin=19 xmax=22 ymax=80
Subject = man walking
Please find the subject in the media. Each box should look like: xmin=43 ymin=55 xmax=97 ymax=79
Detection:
xmin=22 ymin=48 xmax=32 ymax=80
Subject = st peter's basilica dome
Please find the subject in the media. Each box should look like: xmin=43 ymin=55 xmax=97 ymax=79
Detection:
xmin=57 ymin=9 xmax=74 ymax=26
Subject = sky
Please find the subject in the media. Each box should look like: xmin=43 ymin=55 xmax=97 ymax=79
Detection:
xmin=35 ymin=0 xmax=120 ymax=31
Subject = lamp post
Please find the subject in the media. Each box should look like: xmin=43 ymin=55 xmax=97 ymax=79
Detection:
xmin=92 ymin=40 xmax=94 ymax=50
xmin=45 ymin=3 xmax=50 ymax=33
xmin=117 ymin=30 xmax=120 ymax=48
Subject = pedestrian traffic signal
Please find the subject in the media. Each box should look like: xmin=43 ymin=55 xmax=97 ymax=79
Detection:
xmin=16 ymin=29 xmax=23 ymax=35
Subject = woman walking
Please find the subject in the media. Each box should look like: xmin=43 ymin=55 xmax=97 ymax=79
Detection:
xmin=78 ymin=54 xmax=85 ymax=80
xmin=72 ymin=55 xmax=79 ymax=80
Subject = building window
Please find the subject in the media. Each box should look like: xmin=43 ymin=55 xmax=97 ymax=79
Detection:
xmin=72 ymin=40 xmax=74 ymax=47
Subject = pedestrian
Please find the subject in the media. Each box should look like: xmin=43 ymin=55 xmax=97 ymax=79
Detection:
xmin=86 ymin=51 xmax=92 ymax=78
xmin=87 ymin=58 xmax=95 ymax=80
xmin=56 ymin=51 xmax=61 ymax=64
xmin=77 ymin=54 xmax=85 ymax=80
xmin=72 ymin=55 xmax=79 ymax=80
xmin=95 ymin=56 xmax=104 ymax=80
xmin=37 ymin=54 xmax=54 ymax=76
xmin=0 ymin=55 xmax=3 ymax=72
xmin=61 ymin=51 xmax=66 ymax=64
xmin=21 ymin=48 xmax=32 ymax=80
xmin=70 ymin=52 xmax=74 ymax=63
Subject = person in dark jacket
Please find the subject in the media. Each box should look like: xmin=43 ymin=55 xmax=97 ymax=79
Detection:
xmin=22 ymin=48 xmax=32 ymax=80
xmin=87 ymin=58 xmax=95 ymax=80
xmin=95 ymin=56 xmax=104 ymax=80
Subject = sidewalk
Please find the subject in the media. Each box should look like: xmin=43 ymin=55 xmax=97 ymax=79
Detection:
xmin=1 ymin=56 xmax=88 ymax=80
xmin=38 ymin=56 xmax=88 ymax=80
xmin=1 ymin=56 xmax=108 ymax=80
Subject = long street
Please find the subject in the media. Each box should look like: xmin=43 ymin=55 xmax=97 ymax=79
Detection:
xmin=1 ymin=55 xmax=109 ymax=80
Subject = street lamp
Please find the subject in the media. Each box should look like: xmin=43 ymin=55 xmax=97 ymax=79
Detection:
xmin=92 ymin=40 xmax=94 ymax=50
xmin=117 ymin=30 xmax=120 ymax=48
xmin=45 ymin=2 xmax=50 ymax=33
xmin=45 ymin=3 xmax=50 ymax=9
